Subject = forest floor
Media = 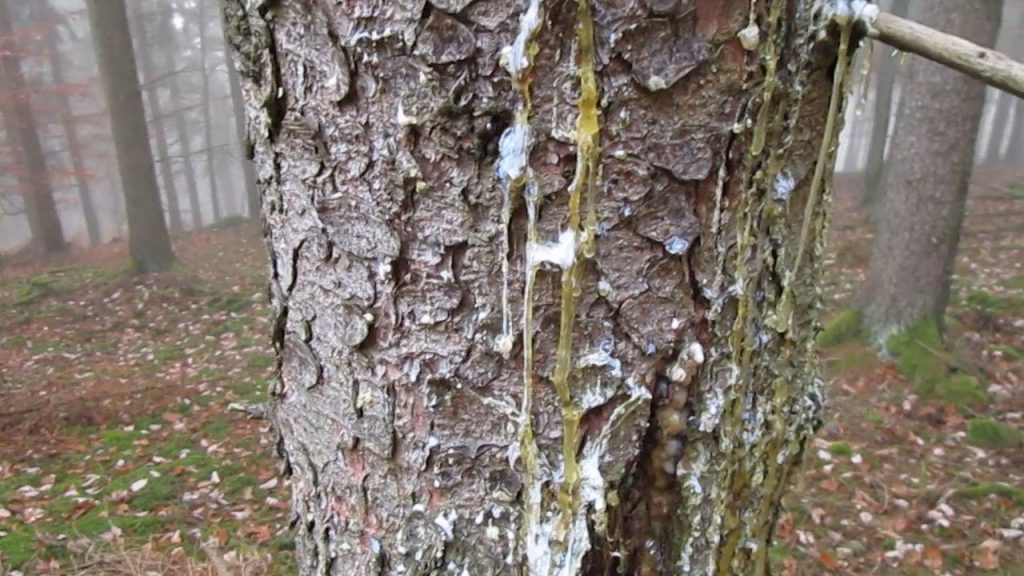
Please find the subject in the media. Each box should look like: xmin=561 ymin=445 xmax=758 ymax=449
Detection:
xmin=0 ymin=171 xmax=1022 ymax=575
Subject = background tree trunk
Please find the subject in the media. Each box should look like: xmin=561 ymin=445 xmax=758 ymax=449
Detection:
xmin=197 ymin=0 xmax=222 ymax=223
xmin=85 ymin=0 xmax=174 ymax=272
xmin=0 ymin=0 xmax=66 ymax=253
xmin=982 ymin=90 xmax=1012 ymax=163
xmin=157 ymin=8 xmax=204 ymax=231
xmin=1008 ymin=99 xmax=1024 ymax=163
xmin=864 ymin=0 xmax=1003 ymax=340
xmin=132 ymin=4 xmax=184 ymax=234
xmin=863 ymin=0 xmax=910 ymax=209
xmin=225 ymin=1 xmax=849 ymax=573
xmin=226 ymin=58 xmax=259 ymax=220
xmin=36 ymin=1 xmax=102 ymax=247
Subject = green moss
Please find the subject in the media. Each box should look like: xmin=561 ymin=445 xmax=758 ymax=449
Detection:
xmin=993 ymin=345 xmax=1023 ymax=362
xmin=963 ymin=290 xmax=1024 ymax=313
xmin=246 ymin=353 xmax=275 ymax=371
xmin=101 ymin=428 xmax=142 ymax=450
xmin=828 ymin=347 xmax=876 ymax=374
xmin=200 ymin=419 xmax=231 ymax=440
xmin=209 ymin=292 xmax=253 ymax=313
xmin=826 ymin=442 xmax=854 ymax=458
xmin=1002 ymin=181 xmax=1024 ymax=200
xmin=223 ymin=473 xmax=259 ymax=495
xmin=954 ymin=482 xmax=1024 ymax=505
xmin=8 ymin=267 xmax=116 ymax=308
xmin=966 ymin=418 xmax=1023 ymax=449
xmin=157 ymin=433 xmax=196 ymax=457
xmin=153 ymin=346 xmax=185 ymax=364
xmin=0 ymin=528 xmax=38 ymax=567
xmin=817 ymin=309 xmax=864 ymax=348
xmin=1 ymin=334 xmax=27 ymax=350
xmin=1002 ymin=272 xmax=1024 ymax=290
xmin=866 ymin=410 xmax=885 ymax=426
xmin=886 ymin=322 xmax=988 ymax=409
xmin=931 ymin=375 xmax=988 ymax=409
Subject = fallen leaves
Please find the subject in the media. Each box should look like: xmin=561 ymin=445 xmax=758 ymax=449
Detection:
xmin=973 ymin=538 xmax=1001 ymax=570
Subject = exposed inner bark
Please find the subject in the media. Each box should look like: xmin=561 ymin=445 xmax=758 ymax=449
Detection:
xmin=223 ymin=1 xmax=851 ymax=574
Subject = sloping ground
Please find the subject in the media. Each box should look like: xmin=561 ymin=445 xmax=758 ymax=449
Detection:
xmin=0 ymin=172 xmax=1021 ymax=574
xmin=0 ymin=224 xmax=293 ymax=575
xmin=774 ymin=170 xmax=1024 ymax=575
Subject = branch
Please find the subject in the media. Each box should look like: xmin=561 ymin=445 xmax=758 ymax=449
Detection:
xmin=866 ymin=11 xmax=1024 ymax=100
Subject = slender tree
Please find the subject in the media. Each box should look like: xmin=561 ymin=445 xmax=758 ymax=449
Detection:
xmin=154 ymin=5 xmax=204 ymax=231
xmin=85 ymin=0 xmax=174 ymax=272
xmin=1008 ymin=99 xmax=1024 ymax=162
xmin=34 ymin=1 xmax=102 ymax=247
xmin=224 ymin=1 xmax=861 ymax=573
xmin=0 ymin=0 xmax=66 ymax=253
xmin=863 ymin=0 xmax=911 ymax=208
xmin=226 ymin=56 xmax=259 ymax=220
xmin=864 ymin=0 xmax=1003 ymax=340
xmin=196 ymin=0 xmax=222 ymax=222
xmin=131 ymin=3 xmax=184 ymax=233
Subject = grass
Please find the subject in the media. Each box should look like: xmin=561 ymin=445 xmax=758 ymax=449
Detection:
xmin=963 ymin=289 xmax=1024 ymax=313
xmin=954 ymin=482 xmax=1024 ymax=506
xmin=827 ymin=442 xmax=854 ymax=457
xmin=993 ymin=345 xmax=1023 ymax=361
xmin=7 ymin=267 xmax=116 ymax=308
xmin=966 ymin=418 xmax=1023 ymax=449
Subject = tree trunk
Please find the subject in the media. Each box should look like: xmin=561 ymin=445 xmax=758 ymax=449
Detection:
xmin=86 ymin=0 xmax=175 ymax=272
xmin=1008 ymin=99 xmax=1024 ymax=162
xmin=863 ymin=0 xmax=911 ymax=208
xmin=159 ymin=9 xmax=204 ymax=231
xmin=864 ymin=0 xmax=1003 ymax=340
xmin=132 ymin=4 xmax=184 ymax=234
xmin=0 ymin=0 xmax=66 ymax=253
xmin=224 ymin=1 xmax=852 ymax=573
xmin=226 ymin=52 xmax=260 ymax=220
xmin=38 ymin=2 xmax=102 ymax=247
xmin=197 ymin=0 xmax=222 ymax=222
xmin=982 ymin=90 xmax=1012 ymax=163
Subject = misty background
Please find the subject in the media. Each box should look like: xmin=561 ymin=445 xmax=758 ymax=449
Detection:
xmin=1 ymin=0 xmax=1022 ymax=255
xmin=0 ymin=0 xmax=252 ymax=254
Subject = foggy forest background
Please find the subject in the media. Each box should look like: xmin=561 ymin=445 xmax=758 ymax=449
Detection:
xmin=1 ymin=0 xmax=254 ymax=254
xmin=1 ymin=0 xmax=1023 ymax=574
xmin=2 ymin=0 xmax=1024 ymax=253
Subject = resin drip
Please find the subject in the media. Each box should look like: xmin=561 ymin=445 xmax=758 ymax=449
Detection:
xmin=495 ymin=0 xmax=546 ymax=571
xmin=550 ymin=0 xmax=601 ymax=539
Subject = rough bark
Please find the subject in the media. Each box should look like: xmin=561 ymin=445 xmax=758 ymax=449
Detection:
xmin=132 ymin=4 xmax=184 ymax=234
xmin=197 ymin=0 xmax=223 ymax=222
xmin=224 ymin=1 xmax=851 ymax=574
xmin=85 ymin=0 xmax=175 ymax=272
xmin=37 ymin=1 xmax=102 ymax=247
xmin=158 ymin=8 xmax=204 ymax=231
xmin=226 ymin=55 xmax=260 ymax=220
xmin=864 ymin=0 xmax=1002 ymax=340
xmin=862 ymin=0 xmax=909 ymax=207
xmin=0 ymin=0 xmax=66 ymax=253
